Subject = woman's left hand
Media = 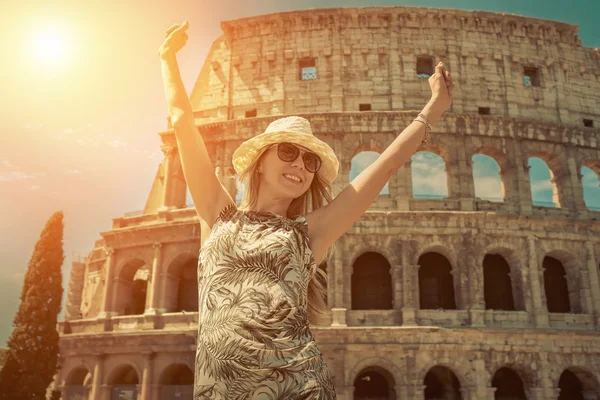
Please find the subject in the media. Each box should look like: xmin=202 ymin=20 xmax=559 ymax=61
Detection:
xmin=429 ymin=62 xmax=454 ymax=111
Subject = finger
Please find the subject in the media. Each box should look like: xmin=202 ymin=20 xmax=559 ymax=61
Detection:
xmin=435 ymin=62 xmax=444 ymax=75
xmin=165 ymin=23 xmax=179 ymax=37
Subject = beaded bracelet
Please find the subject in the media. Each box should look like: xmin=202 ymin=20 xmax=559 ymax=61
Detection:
xmin=413 ymin=113 xmax=431 ymax=144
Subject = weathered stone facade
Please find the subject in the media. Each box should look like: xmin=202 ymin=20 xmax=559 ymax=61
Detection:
xmin=55 ymin=7 xmax=600 ymax=400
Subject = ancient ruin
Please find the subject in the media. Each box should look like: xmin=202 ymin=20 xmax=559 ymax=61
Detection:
xmin=55 ymin=6 xmax=600 ymax=399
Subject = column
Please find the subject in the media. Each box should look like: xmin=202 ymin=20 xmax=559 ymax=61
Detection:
xmin=392 ymin=258 xmax=403 ymax=311
xmin=527 ymin=387 xmax=546 ymax=400
xmin=394 ymin=384 xmax=409 ymax=400
xmin=401 ymin=233 xmax=417 ymax=325
xmin=467 ymin=233 xmax=485 ymax=327
xmin=528 ymin=236 xmax=549 ymax=327
xmin=98 ymin=247 xmax=116 ymax=319
xmin=145 ymin=243 xmax=164 ymax=315
xmin=141 ymin=352 xmax=154 ymax=400
xmin=456 ymin=137 xmax=475 ymax=211
xmin=566 ymin=148 xmax=588 ymax=214
xmin=585 ymin=241 xmax=600 ymax=327
xmin=511 ymin=142 xmax=533 ymax=215
xmin=331 ymin=239 xmax=347 ymax=326
xmin=89 ymin=353 xmax=105 ymax=400
xmin=159 ymin=145 xmax=176 ymax=210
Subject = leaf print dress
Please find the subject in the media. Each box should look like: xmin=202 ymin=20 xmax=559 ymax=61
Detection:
xmin=194 ymin=203 xmax=337 ymax=400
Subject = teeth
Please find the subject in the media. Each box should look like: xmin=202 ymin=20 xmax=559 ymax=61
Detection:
xmin=283 ymin=173 xmax=301 ymax=182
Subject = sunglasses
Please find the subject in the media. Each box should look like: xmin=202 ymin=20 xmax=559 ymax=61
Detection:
xmin=271 ymin=142 xmax=322 ymax=173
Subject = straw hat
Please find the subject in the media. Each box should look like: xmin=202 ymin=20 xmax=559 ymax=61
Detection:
xmin=232 ymin=116 xmax=339 ymax=185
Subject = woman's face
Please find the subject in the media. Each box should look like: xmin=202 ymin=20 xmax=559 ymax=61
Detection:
xmin=258 ymin=143 xmax=315 ymax=199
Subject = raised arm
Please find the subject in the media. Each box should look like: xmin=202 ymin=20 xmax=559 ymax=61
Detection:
xmin=158 ymin=22 xmax=233 ymax=227
xmin=307 ymin=62 xmax=454 ymax=264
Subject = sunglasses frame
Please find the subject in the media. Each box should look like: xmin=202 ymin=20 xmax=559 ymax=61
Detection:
xmin=270 ymin=142 xmax=322 ymax=173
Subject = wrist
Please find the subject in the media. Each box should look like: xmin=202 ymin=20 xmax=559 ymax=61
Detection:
xmin=421 ymin=98 xmax=445 ymax=125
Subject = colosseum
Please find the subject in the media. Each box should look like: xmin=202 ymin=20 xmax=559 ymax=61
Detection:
xmin=54 ymin=6 xmax=600 ymax=400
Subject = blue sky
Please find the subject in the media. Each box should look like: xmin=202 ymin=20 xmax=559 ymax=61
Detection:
xmin=1 ymin=0 xmax=599 ymax=347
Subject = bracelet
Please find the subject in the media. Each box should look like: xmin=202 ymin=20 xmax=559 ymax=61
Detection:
xmin=413 ymin=116 xmax=431 ymax=144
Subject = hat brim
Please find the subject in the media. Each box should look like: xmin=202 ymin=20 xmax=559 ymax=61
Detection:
xmin=232 ymin=131 xmax=339 ymax=185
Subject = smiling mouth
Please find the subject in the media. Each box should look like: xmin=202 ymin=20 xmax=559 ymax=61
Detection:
xmin=282 ymin=173 xmax=302 ymax=183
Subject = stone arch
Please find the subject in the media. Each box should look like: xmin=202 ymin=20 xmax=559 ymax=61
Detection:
xmin=417 ymin=358 xmax=475 ymax=389
xmin=354 ymin=366 xmax=396 ymax=400
xmin=346 ymin=356 xmax=404 ymax=387
xmin=472 ymin=147 xmax=506 ymax=202
xmin=553 ymin=367 xmax=600 ymax=399
xmin=526 ymin=152 xmax=566 ymax=208
xmin=411 ymin=149 xmax=450 ymax=199
xmin=416 ymin=245 xmax=459 ymax=310
xmin=490 ymin=363 xmax=539 ymax=394
xmin=581 ymin=160 xmax=600 ymax=211
xmin=423 ymin=366 xmax=462 ymax=400
xmin=62 ymin=364 xmax=92 ymax=386
xmin=351 ymin=251 xmax=393 ymax=310
xmin=113 ymin=258 xmax=151 ymax=316
xmin=106 ymin=362 xmax=141 ymax=385
xmin=479 ymin=245 xmax=526 ymax=311
xmin=157 ymin=363 xmax=194 ymax=399
xmin=349 ymin=241 xmax=399 ymax=271
xmin=540 ymin=248 xmax=583 ymax=313
xmin=164 ymin=252 xmax=199 ymax=313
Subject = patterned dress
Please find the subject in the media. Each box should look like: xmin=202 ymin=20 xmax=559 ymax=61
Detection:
xmin=194 ymin=203 xmax=337 ymax=400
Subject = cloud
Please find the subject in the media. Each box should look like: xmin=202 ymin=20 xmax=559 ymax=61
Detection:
xmin=0 ymin=170 xmax=47 ymax=182
xmin=108 ymin=139 xmax=128 ymax=149
xmin=65 ymin=169 xmax=82 ymax=175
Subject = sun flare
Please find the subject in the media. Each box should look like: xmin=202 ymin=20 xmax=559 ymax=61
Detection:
xmin=31 ymin=27 xmax=69 ymax=66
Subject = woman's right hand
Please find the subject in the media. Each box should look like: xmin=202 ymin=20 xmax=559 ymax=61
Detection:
xmin=157 ymin=21 xmax=189 ymax=59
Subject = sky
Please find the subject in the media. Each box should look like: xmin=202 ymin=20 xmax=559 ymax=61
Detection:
xmin=1 ymin=0 xmax=599 ymax=347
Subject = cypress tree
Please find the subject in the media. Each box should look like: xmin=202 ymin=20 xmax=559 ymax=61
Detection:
xmin=0 ymin=211 xmax=65 ymax=399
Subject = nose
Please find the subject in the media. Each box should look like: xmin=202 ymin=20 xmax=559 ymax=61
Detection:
xmin=289 ymin=152 xmax=305 ymax=170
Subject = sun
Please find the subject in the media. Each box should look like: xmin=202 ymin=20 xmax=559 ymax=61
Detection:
xmin=31 ymin=27 xmax=70 ymax=66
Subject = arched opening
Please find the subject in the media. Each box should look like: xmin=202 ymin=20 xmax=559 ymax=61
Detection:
xmin=483 ymin=254 xmax=515 ymax=310
xmin=543 ymin=256 xmax=571 ymax=313
xmin=528 ymin=157 xmax=560 ymax=208
xmin=165 ymin=255 xmax=199 ymax=313
xmin=472 ymin=154 xmax=504 ymax=202
xmin=558 ymin=370 xmax=584 ymax=400
xmin=581 ymin=165 xmax=600 ymax=211
xmin=351 ymin=252 xmax=392 ymax=310
xmin=64 ymin=367 xmax=91 ymax=399
xmin=411 ymin=151 xmax=448 ymax=199
xmin=350 ymin=151 xmax=390 ymax=195
xmin=423 ymin=366 xmax=462 ymax=400
xmin=492 ymin=367 xmax=526 ymax=400
xmin=176 ymin=260 xmax=198 ymax=312
xmin=354 ymin=366 xmax=395 ymax=400
xmin=159 ymin=363 xmax=194 ymax=399
xmin=108 ymin=365 xmax=139 ymax=400
xmin=115 ymin=259 xmax=149 ymax=316
xmin=418 ymin=253 xmax=456 ymax=309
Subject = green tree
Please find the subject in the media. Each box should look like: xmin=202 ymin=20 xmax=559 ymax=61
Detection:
xmin=0 ymin=211 xmax=65 ymax=399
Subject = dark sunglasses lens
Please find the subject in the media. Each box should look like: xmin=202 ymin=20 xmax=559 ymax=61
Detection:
xmin=303 ymin=153 xmax=321 ymax=172
xmin=278 ymin=142 xmax=298 ymax=161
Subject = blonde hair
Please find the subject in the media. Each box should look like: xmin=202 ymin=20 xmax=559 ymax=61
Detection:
xmin=237 ymin=145 xmax=334 ymax=325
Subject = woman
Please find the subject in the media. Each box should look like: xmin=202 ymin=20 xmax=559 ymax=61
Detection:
xmin=159 ymin=21 xmax=453 ymax=400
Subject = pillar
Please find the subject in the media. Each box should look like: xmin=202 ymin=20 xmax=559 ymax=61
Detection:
xmin=528 ymin=236 xmax=549 ymax=327
xmin=512 ymin=142 xmax=533 ymax=215
xmin=400 ymin=238 xmax=417 ymax=325
xmin=89 ymin=353 xmax=105 ymax=400
xmin=159 ymin=145 xmax=176 ymax=210
xmin=98 ymin=247 xmax=116 ymax=319
xmin=331 ymin=238 xmax=347 ymax=326
xmin=141 ymin=352 xmax=154 ymax=400
xmin=585 ymin=241 xmax=600 ymax=327
xmin=145 ymin=243 xmax=164 ymax=315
